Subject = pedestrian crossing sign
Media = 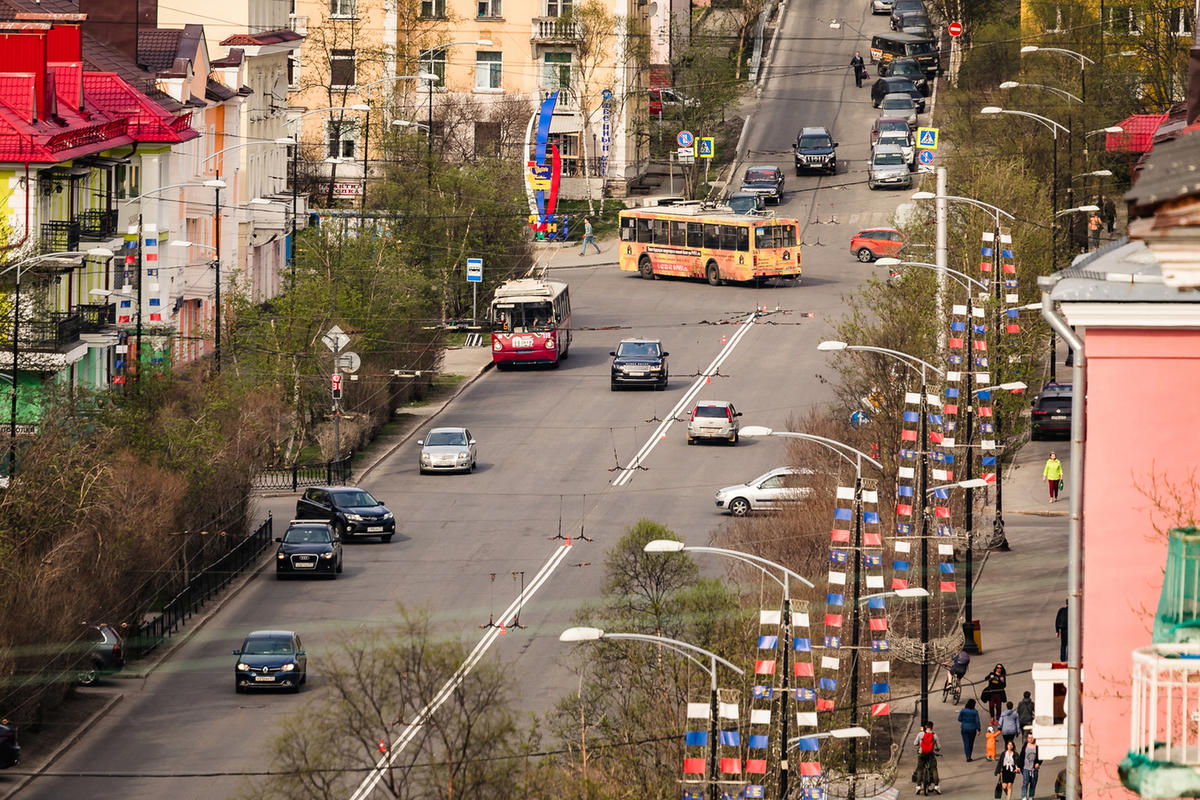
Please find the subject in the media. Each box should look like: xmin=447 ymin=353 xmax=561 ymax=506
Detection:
xmin=916 ymin=127 xmax=939 ymax=149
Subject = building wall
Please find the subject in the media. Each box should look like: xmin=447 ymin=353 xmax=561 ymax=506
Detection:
xmin=1081 ymin=325 xmax=1200 ymax=799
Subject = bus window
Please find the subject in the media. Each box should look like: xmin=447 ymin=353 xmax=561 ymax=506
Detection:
xmin=755 ymin=226 xmax=775 ymax=250
xmin=719 ymin=225 xmax=738 ymax=251
xmin=687 ymin=222 xmax=703 ymax=248
xmin=620 ymin=217 xmax=636 ymax=241
xmin=637 ymin=218 xmax=652 ymax=243
xmin=653 ymin=219 xmax=670 ymax=244
xmin=671 ymin=220 xmax=687 ymax=246
xmin=779 ymin=224 xmax=797 ymax=248
xmin=736 ymin=226 xmax=749 ymax=252
xmin=704 ymin=224 xmax=720 ymax=250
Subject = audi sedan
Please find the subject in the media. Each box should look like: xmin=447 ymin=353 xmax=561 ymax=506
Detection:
xmin=715 ymin=467 xmax=816 ymax=516
xmin=233 ymin=630 xmax=307 ymax=693
xmin=418 ymin=427 xmax=478 ymax=474
xmin=275 ymin=521 xmax=342 ymax=578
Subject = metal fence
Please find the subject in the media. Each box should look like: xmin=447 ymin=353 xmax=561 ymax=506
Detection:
xmin=252 ymin=453 xmax=353 ymax=492
xmin=127 ymin=515 xmax=274 ymax=660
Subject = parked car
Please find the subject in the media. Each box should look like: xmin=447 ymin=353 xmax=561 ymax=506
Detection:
xmin=882 ymin=57 xmax=929 ymax=94
xmin=876 ymin=128 xmax=915 ymax=166
xmin=0 ymin=719 xmax=18 ymax=769
xmin=648 ymin=87 xmax=696 ymax=117
xmin=899 ymin=11 xmax=933 ymax=37
xmin=687 ymin=400 xmax=742 ymax=445
xmin=868 ymin=144 xmax=914 ymax=189
xmin=1032 ymin=383 xmax=1072 ymax=439
xmin=418 ymin=427 xmax=478 ymax=474
xmin=715 ymin=466 xmax=817 ymax=516
xmin=610 ymin=338 xmax=669 ymax=390
xmin=871 ymin=0 xmax=895 ymax=14
xmin=726 ymin=192 xmax=766 ymax=215
xmin=879 ymin=93 xmax=918 ymax=128
xmin=793 ymin=126 xmax=838 ymax=175
xmin=871 ymin=116 xmax=912 ymax=145
xmin=295 ymin=486 xmax=395 ymax=542
xmin=850 ymin=227 xmax=906 ymax=262
xmin=233 ymin=630 xmax=306 ymax=693
xmin=76 ymin=623 xmax=125 ymax=686
xmin=739 ymin=166 xmax=785 ymax=204
xmin=890 ymin=0 xmax=925 ymax=29
xmin=871 ymin=76 xmax=925 ymax=112
xmin=276 ymin=521 xmax=342 ymax=579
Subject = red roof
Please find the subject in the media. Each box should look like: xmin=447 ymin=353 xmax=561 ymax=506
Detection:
xmin=219 ymin=29 xmax=303 ymax=47
xmin=1108 ymin=113 xmax=1170 ymax=153
xmin=82 ymin=72 xmax=199 ymax=145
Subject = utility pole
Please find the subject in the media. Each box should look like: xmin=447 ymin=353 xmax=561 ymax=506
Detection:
xmin=135 ymin=212 xmax=143 ymax=382
xmin=214 ymin=183 xmax=222 ymax=372
xmin=992 ymin=225 xmax=1010 ymax=550
xmin=847 ymin=467 xmax=865 ymax=799
xmin=291 ymin=139 xmax=299 ymax=280
xmin=918 ymin=370 xmax=931 ymax=725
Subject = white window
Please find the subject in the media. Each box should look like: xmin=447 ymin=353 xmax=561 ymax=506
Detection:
xmin=1108 ymin=6 xmax=1141 ymax=34
xmin=330 ymin=49 xmax=356 ymax=87
xmin=327 ymin=119 xmax=359 ymax=159
xmin=288 ymin=54 xmax=300 ymax=88
xmin=545 ymin=0 xmax=571 ymax=16
xmin=329 ymin=0 xmax=356 ymax=16
xmin=543 ymin=51 xmax=571 ymax=90
xmin=420 ymin=0 xmax=445 ymax=18
xmin=475 ymin=52 xmax=502 ymax=89
xmin=478 ymin=0 xmax=501 ymax=16
xmin=1170 ymin=5 xmax=1194 ymax=35
xmin=420 ymin=49 xmax=446 ymax=86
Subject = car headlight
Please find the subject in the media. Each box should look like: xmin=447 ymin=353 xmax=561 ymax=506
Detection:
xmin=457 ymin=451 xmax=470 ymax=460
xmin=237 ymin=663 xmax=251 ymax=671
xmin=382 ymin=512 xmax=393 ymax=520
xmin=345 ymin=513 xmax=364 ymax=522
xmin=493 ymin=340 xmax=501 ymax=351
xmin=322 ymin=551 xmax=335 ymax=559
xmin=648 ymin=366 xmax=662 ymax=371
xmin=421 ymin=454 xmax=431 ymax=464
xmin=280 ymin=663 xmax=296 ymax=672
xmin=545 ymin=338 xmax=555 ymax=349
xmin=277 ymin=553 xmax=286 ymax=560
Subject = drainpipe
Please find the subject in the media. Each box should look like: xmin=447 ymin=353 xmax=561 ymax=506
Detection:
xmin=1038 ymin=276 xmax=1084 ymax=800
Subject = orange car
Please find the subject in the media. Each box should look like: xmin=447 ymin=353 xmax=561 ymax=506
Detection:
xmin=850 ymin=227 xmax=905 ymax=262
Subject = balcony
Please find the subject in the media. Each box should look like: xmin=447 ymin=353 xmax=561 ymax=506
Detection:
xmin=23 ymin=312 xmax=81 ymax=351
xmin=77 ymin=303 xmax=115 ymax=333
xmin=539 ymin=87 xmax=578 ymax=110
xmin=1122 ymin=643 xmax=1200 ymax=797
xmin=40 ymin=220 xmax=79 ymax=254
xmin=289 ymin=13 xmax=308 ymax=34
xmin=78 ymin=209 xmax=119 ymax=242
xmin=532 ymin=17 xmax=582 ymax=42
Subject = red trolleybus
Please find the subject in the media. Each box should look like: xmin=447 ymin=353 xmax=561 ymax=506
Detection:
xmin=489 ymin=278 xmax=572 ymax=368
xmin=617 ymin=204 xmax=801 ymax=285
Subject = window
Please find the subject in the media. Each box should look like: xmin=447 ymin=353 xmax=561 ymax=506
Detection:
xmin=115 ymin=163 xmax=141 ymax=200
xmin=420 ymin=0 xmax=445 ymax=17
xmin=686 ymin=222 xmax=702 ymax=248
xmin=543 ymin=52 xmax=572 ymax=90
xmin=474 ymin=121 xmax=500 ymax=157
xmin=327 ymin=119 xmax=359 ymax=159
xmin=330 ymin=49 xmax=356 ymax=87
xmin=288 ymin=54 xmax=300 ymax=88
xmin=478 ymin=0 xmax=501 ymax=16
xmin=1170 ymin=5 xmax=1194 ymax=35
xmin=545 ymin=0 xmax=571 ymax=16
xmin=1108 ymin=6 xmax=1141 ymax=34
xmin=475 ymin=52 xmax=502 ymax=89
xmin=420 ymin=49 xmax=446 ymax=85
xmin=329 ymin=0 xmax=356 ymax=16
xmin=703 ymin=224 xmax=719 ymax=250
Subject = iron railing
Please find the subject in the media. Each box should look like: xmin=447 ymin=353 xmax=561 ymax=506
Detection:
xmin=127 ymin=515 xmax=274 ymax=660
xmin=40 ymin=220 xmax=80 ymax=253
xmin=78 ymin=209 xmax=119 ymax=241
xmin=77 ymin=303 xmax=115 ymax=333
xmin=23 ymin=312 xmax=81 ymax=350
xmin=253 ymin=453 xmax=353 ymax=492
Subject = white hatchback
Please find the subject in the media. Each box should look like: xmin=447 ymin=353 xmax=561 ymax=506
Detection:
xmin=715 ymin=466 xmax=816 ymax=516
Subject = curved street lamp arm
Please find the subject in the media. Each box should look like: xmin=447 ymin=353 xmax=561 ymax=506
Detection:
xmin=886 ymin=259 xmax=989 ymax=292
xmin=846 ymin=344 xmax=944 ymax=376
xmin=601 ymin=632 xmax=746 ymax=676
xmin=934 ymin=194 xmax=1015 ymax=220
xmin=683 ymin=545 xmax=814 ymax=588
xmin=758 ymin=431 xmax=884 ymax=472
xmin=997 ymin=108 xmax=1069 ymax=138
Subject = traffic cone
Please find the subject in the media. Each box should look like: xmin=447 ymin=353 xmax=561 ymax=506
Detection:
xmin=378 ymin=738 xmax=387 ymax=753
xmin=705 ymin=375 xmax=711 ymax=385
xmin=498 ymin=620 xmax=507 ymax=635
xmin=565 ymin=535 xmax=572 ymax=546
xmin=721 ymin=333 xmax=727 ymax=345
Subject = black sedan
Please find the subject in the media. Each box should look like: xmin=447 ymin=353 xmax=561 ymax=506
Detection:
xmin=295 ymin=486 xmax=395 ymax=542
xmin=610 ymin=338 xmax=669 ymax=390
xmin=233 ymin=630 xmax=307 ymax=693
xmin=276 ymin=521 xmax=342 ymax=578
xmin=1031 ymin=383 xmax=1072 ymax=439
xmin=871 ymin=76 xmax=926 ymax=112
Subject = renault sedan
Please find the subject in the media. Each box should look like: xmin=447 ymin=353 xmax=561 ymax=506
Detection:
xmin=233 ymin=630 xmax=307 ymax=693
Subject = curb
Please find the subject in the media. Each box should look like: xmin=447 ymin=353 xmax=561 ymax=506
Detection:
xmin=2 ymin=693 xmax=124 ymax=800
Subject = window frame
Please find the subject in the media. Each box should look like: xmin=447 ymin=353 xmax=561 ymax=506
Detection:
xmin=477 ymin=0 xmax=502 ymax=17
xmin=329 ymin=0 xmax=356 ymax=17
xmin=420 ymin=0 xmax=446 ymax=18
xmin=475 ymin=51 xmax=502 ymax=90
xmin=326 ymin=118 xmax=360 ymax=160
xmin=329 ymin=48 xmax=356 ymax=88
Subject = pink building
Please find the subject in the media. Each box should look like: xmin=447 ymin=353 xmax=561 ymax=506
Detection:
xmin=1044 ymin=127 xmax=1200 ymax=799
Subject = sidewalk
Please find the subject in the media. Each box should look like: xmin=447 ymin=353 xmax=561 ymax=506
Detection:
xmin=532 ymin=237 xmax=619 ymax=271
xmin=896 ymin=436 xmax=1070 ymax=798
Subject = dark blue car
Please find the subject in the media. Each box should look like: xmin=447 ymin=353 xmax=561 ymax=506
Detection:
xmin=233 ymin=630 xmax=307 ymax=693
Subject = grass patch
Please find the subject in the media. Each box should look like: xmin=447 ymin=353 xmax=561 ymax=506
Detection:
xmin=400 ymin=373 xmax=465 ymax=408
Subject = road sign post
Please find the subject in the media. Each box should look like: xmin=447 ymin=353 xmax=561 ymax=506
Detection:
xmin=467 ymin=257 xmax=483 ymax=323
xmin=948 ymin=21 xmax=963 ymax=36
xmin=698 ymin=136 xmax=714 ymax=186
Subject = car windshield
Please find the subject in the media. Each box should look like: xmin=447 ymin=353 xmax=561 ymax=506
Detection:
xmin=617 ymin=341 xmax=661 ymax=358
xmin=728 ymin=195 xmax=759 ymax=213
xmin=426 ymin=430 xmax=468 ymax=446
xmin=798 ymin=135 xmax=831 ymax=149
xmin=1040 ymin=398 xmax=1072 ymax=411
xmin=883 ymin=98 xmax=913 ymax=109
xmin=242 ymin=637 xmax=295 ymax=656
xmin=284 ymin=526 xmax=332 ymax=544
xmin=744 ymin=169 xmax=777 ymax=182
xmin=880 ymin=121 xmax=908 ymax=134
xmin=879 ymin=133 xmax=908 ymax=145
xmin=695 ymin=405 xmax=730 ymax=418
xmin=332 ymin=489 xmax=378 ymax=508
xmin=874 ymin=152 xmax=907 ymax=166
xmin=906 ymin=41 xmax=935 ymax=55
xmin=492 ymin=301 xmax=554 ymax=333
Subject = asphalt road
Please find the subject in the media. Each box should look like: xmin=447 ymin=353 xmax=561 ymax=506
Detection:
xmin=15 ymin=5 xmax=930 ymax=799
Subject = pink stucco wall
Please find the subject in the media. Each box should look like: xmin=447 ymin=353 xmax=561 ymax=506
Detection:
xmin=1082 ymin=327 xmax=1200 ymax=799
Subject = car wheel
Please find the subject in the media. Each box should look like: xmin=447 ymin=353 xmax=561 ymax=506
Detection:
xmin=300 ymin=672 xmax=307 ymax=685
xmin=419 ymin=466 xmax=428 ymax=474
xmin=235 ymin=682 xmax=245 ymax=694
xmin=336 ymin=558 xmax=343 ymax=574
xmin=687 ymin=437 xmax=695 ymax=446
xmin=77 ymin=663 xmax=99 ymax=686
xmin=729 ymin=498 xmax=752 ymax=517
xmin=730 ymin=432 xmax=739 ymax=444
xmin=856 ymin=247 xmax=875 ymax=262
xmin=638 ymin=255 xmax=654 ymax=279
xmin=290 ymin=683 xmax=301 ymax=694
xmin=380 ymin=534 xmax=393 ymax=543
xmin=705 ymin=261 xmax=721 ymax=286
xmin=495 ymin=361 xmax=509 ymax=371
xmin=611 ymin=381 xmax=619 ymax=391
xmin=795 ymin=167 xmax=802 ymax=177
xmin=335 ymin=522 xmax=348 ymax=542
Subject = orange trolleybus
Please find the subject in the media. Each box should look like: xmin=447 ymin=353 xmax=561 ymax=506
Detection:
xmin=617 ymin=204 xmax=801 ymax=285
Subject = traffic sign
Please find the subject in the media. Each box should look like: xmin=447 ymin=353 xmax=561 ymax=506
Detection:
xmin=331 ymin=373 xmax=343 ymax=399
xmin=466 ymin=257 xmax=483 ymax=283
xmin=321 ymin=324 xmax=350 ymax=353
xmin=677 ymin=145 xmax=696 ymax=164
xmin=677 ymin=130 xmax=694 ymax=148
xmin=850 ymin=410 xmax=871 ymax=428
xmin=918 ymin=149 xmax=934 ymax=165
xmin=948 ymin=21 xmax=963 ymax=36
xmin=916 ymin=127 xmax=939 ymax=149
xmin=698 ymin=137 xmax=715 ymax=159
xmin=338 ymin=351 xmax=361 ymax=374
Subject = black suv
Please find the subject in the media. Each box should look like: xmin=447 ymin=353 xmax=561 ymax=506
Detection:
xmin=1031 ymin=383 xmax=1072 ymax=440
xmin=610 ymin=339 xmax=669 ymax=390
xmin=295 ymin=486 xmax=395 ymax=542
xmin=738 ymin=166 xmax=784 ymax=204
xmin=793 ymin=127 xmax=838 ymax=175
xmin=77 ymin=623 xmax=125 ymax=686
xmin=880 ymin=57 xmax=929 ymax=94
xmin=0 ymin=719 xmax=18 ymax=769
xmin=276 ymin=521 xmax=343 ymax=578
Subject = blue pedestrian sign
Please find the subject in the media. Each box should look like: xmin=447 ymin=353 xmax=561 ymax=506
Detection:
xmin=918 ymin=149 xmax=934 ymax=165
xmin=916 ymin=127 xmax=939 ymax=149
xmin=698 ymin=137 xmax=715 ymax=158
xmin=466 ymin=258 xmax=483 ymax=283
xmin=677 ymin=130 xmax=694 ymax=148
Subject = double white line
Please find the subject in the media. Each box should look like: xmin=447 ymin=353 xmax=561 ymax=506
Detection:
xmin=610 ymin=311 xmax=758 ymax=487
xmin=348 ymin=542 xmax=575 ymax=800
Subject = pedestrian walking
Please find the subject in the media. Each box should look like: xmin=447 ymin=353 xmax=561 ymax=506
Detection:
xmin=1102 ymin=196 xmax=1117 ymax=234
xmin=982 ymin=663 xmax=1008 ymax=721
xmin=1088 ymin=212 xmax=1101 ymax=248
xmin=1000 ymin=701 xmax=1021 ymax=749
xmin=1056 ymin=601 xmax=1069 ymax=661
xmin=996 ymin=740 xmax=1020 ymax=800
xmin=986 ymin=720 xmax=999 ymax=761
xmin=580 ymin=216 xmax=601 ymax=255
xmin=1019 ymin=733 xmax=1042 ymax=799
xmin=1042 ymin=452 xmax=1064 ymax=503
xmin=958 ymin=698 xmax=982 ymax=761
xmin=850 ymin=51 xmax=866 ymax=88
xmin=1017 ymin=691 xmax=1035 ymax=732
xmin=912 ymin=720 xmax=941 ymax=795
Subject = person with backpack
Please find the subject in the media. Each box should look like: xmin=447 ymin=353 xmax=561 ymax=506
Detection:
xmin=958 ymin=698 xmax=982 ymax=761
xmin=912 ymin=720 xmax=941 ymax=794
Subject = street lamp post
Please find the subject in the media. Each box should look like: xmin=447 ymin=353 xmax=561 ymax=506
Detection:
xmin=1020 ymin=45 xmax=1094 ymax=102
xmin=559 ymin=627 xmax=744 ymax=800
xmin=819 ymin=340 xmax=943 ymax=724
xmin=424 ymin=41 xmax=492 ymax=191
xmin=353 ymin=73 xmax=440 ymax=217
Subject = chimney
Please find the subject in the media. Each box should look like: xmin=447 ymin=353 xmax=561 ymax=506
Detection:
xmin=0 ymin=23 xmax=51 ymax=123
xmin=16 ymin=15 xmax=85 ymax=112
xmin=78 ymin=0 xmax=157 ymax=66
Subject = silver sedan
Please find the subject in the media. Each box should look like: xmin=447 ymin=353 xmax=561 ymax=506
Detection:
xmin=418 ymin=427 xmax=477 ymax=474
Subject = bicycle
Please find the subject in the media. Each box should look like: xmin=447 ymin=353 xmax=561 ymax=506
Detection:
xmin=941 ymin=669 xmax=962 ymax=705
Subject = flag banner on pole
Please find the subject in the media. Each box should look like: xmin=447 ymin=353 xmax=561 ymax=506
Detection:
xmin=683 ymin=757 xmax=706 ymax=774
xmin=685 ymin=731 xmax=708 ymax=746
xmin=752 ymin=685 xmax=774 ymax=699
xmin=745 ymin=759 xmax=767 ymax=774
xmin=687 ymin=703 xmax=709 ymax=719
xmin=750 ymin=709 xmax=771 ymax=725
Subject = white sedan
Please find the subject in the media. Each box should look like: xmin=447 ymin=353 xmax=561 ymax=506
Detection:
xmin=714 ymin=466 xmax=815 ymax=516
xmin=418 ymin=427 xmax=477 ymax=474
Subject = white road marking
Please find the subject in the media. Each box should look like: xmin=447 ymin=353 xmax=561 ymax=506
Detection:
xmin=348 ymin=542 xmax=574 ymax=800
xmin=610 ymin=311 xmax=758 ymax=487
